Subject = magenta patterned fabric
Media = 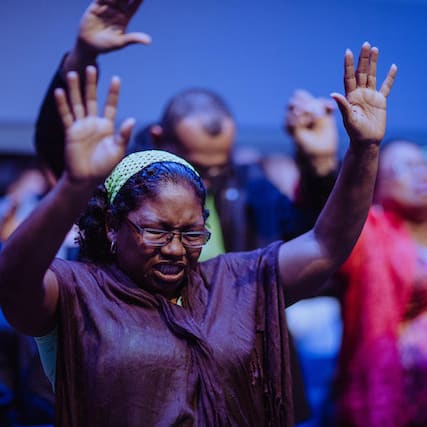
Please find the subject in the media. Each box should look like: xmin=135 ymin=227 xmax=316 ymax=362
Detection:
xmin=336 ymin=207 xmax=419 ymax=427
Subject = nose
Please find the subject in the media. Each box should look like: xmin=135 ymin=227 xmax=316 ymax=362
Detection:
xmin=161 ymin=233 xmax=186 ymax=257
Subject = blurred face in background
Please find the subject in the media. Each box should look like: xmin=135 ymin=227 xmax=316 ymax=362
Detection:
xmin=173 ymin=115 xmax=235 ymax=190
xmin=152 ymin=114 xmax=235 ymax=191
xmin=376 ymin=140 xmax=427 ymax=221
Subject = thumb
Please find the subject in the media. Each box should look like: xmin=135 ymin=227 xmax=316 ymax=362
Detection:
xmin=330 ymin=92 xmax=351 ymax=121
xmin=121 ymin=32 xmax=152 ymax=47
xmin=116 ymin=118 xmax=136 ymax=149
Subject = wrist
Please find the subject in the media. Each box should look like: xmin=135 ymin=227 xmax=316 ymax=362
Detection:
xmin=309 ymin=154 xmax=338 ymax=176
xmin=59 ymin=172 xmax=99 ymax=197
xmin=61 ymin=40 xmax=98 ymax=77
xmin=297 ymin=150 xmax=338 ymax=177
xmin=349 ymin=138 xmax=381 ymax=154
xmin=348 ymin=140 xmax=380 ymax=161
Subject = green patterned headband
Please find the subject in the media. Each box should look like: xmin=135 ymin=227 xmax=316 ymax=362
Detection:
xmin=104 ymin=150 xmax=199 ymax=204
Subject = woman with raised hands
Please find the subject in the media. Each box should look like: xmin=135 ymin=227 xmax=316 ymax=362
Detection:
xmin=0 ymin=42 xmax=396 ymax=426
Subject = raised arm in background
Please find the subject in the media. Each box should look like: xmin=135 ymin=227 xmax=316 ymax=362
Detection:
xmin=285 ymin=89 xmax=340 ymax=208
xmin=35 ymin=0 xmax=150 ymax=177
xmin=280 ymin=42 xmax=397 ymax=305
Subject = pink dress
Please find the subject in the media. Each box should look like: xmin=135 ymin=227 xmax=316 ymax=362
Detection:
xmin=335 ymin=206 xmax=425 ymax=427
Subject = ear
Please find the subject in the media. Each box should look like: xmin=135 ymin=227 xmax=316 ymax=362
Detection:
xmin=149 ymin=124 xmax=164 ymax=148
xmin=105 ymin=210 xmax=119 ymax=243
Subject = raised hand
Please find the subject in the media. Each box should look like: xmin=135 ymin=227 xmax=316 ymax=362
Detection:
xmin=285 ymin=89 xmax=338 ymax=159
xmin=331 ymin=42 xmax=397 ymax=146
xmin=54 ymin=66 xmax=135 ymax=184
xmin=76 ymin=0 xmax=151 ymax=56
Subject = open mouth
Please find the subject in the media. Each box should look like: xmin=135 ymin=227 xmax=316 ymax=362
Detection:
xmin=153 ymin=263 xmax=186 ymax=282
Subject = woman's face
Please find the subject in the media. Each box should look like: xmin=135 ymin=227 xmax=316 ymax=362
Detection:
xmin=113 ymin=181 xmax=205 ymax=299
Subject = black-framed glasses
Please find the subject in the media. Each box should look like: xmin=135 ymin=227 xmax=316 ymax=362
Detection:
xmin=125 ymin=217 xmax=211 ymax=248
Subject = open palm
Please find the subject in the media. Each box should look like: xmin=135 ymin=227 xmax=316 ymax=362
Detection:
xmin=54 ymin=66 xmax=134 ymax=184
xmin=78 ymin=0 xmax=150 ymax=53
xmin=331 ymin=42 xmax=397 ymax=146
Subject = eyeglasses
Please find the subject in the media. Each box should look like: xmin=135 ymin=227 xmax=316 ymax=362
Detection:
xmin=125 ymin=217 xmax=211 ymax=248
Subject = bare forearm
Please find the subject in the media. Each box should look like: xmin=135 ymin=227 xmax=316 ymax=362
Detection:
xmin=280 ymin=142 xmax=378 ymax=304
xmin=0 ymin=175 xmax=95 ymax=297
xmin=314 ymin=141 xmax=379 ymax=263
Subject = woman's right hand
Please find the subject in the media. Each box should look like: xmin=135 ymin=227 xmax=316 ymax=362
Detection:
xmin=54 ymin=65 xmax=135 ymax=185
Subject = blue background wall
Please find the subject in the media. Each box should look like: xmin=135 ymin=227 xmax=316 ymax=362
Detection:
xmin=1 ymin=0 xmax=426 ymax=154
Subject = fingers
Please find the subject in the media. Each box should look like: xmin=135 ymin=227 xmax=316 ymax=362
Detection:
xmin=380 ymin=64 xmax=398 ymax=97
xmin=320 ymin=98 xmax=337 ymax=114
xmin=67 ymin=72 xmax=85 ymax=120
xmin=121 ymin=31 xmax=152 ymax=47
xmin=58 ymin=67 xmax=97 ymax=124
xmin=98 ymin=0 xmax=143 ymax=17
xmin=330 ymin=92 xmax=351 ymax=121
xmin=367 ymin=47 xmax=378 ymax=90
xmin=104 ymin=76 xmax=121 ymax=122
xmin=116 ymin=117 xmax=136 ymax=148
xmin=355 ymin=42 xmax=371 ymax=88
xmin=56 ymin=66 xmax=124 ymax=128
xmin=287 ymin=90 xmax=333 ymax=123
xmin=85 ymin=66 xmax=98 ymax=116
xmin=54 ymin=88 xmax=74 ymax=129
xmin=344 ymin=42 xmax=397 ymax=98
xmin=343 ymin=49 xmax=356 ymax=95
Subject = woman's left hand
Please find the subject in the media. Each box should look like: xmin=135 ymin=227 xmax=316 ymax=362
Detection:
xmin=331 ymin=42 xmax=397 ymax=146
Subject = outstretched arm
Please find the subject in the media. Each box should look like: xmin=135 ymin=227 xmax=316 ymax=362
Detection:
xmin=0 ymin=67 xmax=134 ymax=336
xmin=279 ymin=42 xmax=397 ymax=305
xmin=35 ymin=0 xmax=150 ymax=177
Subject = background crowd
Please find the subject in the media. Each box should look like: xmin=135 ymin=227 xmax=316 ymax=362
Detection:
xmin=1 ymin=1 xmax=426 ymax=427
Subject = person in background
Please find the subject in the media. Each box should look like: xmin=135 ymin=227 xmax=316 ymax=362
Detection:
xmin=333 ymin=138 xmax=427 ymax=427
xmin=271 ymin=89 xmax=343 ymax=427
xmin=0 ymin=161 xmax=55 ymax=427
xmin=0 ymin=35 xmax=397 ymax=426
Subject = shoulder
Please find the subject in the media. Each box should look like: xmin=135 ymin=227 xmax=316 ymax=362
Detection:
xmin=50 ymin=257 xmax=97 ymax=277
xmin=49 ymin=258 xmax=105 ymax=293
xmin=197 ymin=241 xmax=282 ymax=280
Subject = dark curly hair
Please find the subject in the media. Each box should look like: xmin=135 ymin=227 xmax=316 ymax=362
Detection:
xmin=77 ymin=161 xmax=208 ymax=264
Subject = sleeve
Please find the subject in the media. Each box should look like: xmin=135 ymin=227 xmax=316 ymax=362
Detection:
xmin=34 ymin=327 xmax=58 ymax=389
xmin=294 ymin=151 xmax=339 ymax=212
xmin=34 ymin=55 xmax=69 ymax=178
xmin=33 ymin=54 xmax=99 ymax=178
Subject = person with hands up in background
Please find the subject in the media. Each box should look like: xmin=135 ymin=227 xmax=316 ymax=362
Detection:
xmin=35 ymin=0 xmax=151 ymax=178
xmin=0 ymin=39 xmax=396 ymax=426
xmin=265 ymin=89 xmax=340 ymax=208
xmin=279 ymin=89 xmax=342 ymax=427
